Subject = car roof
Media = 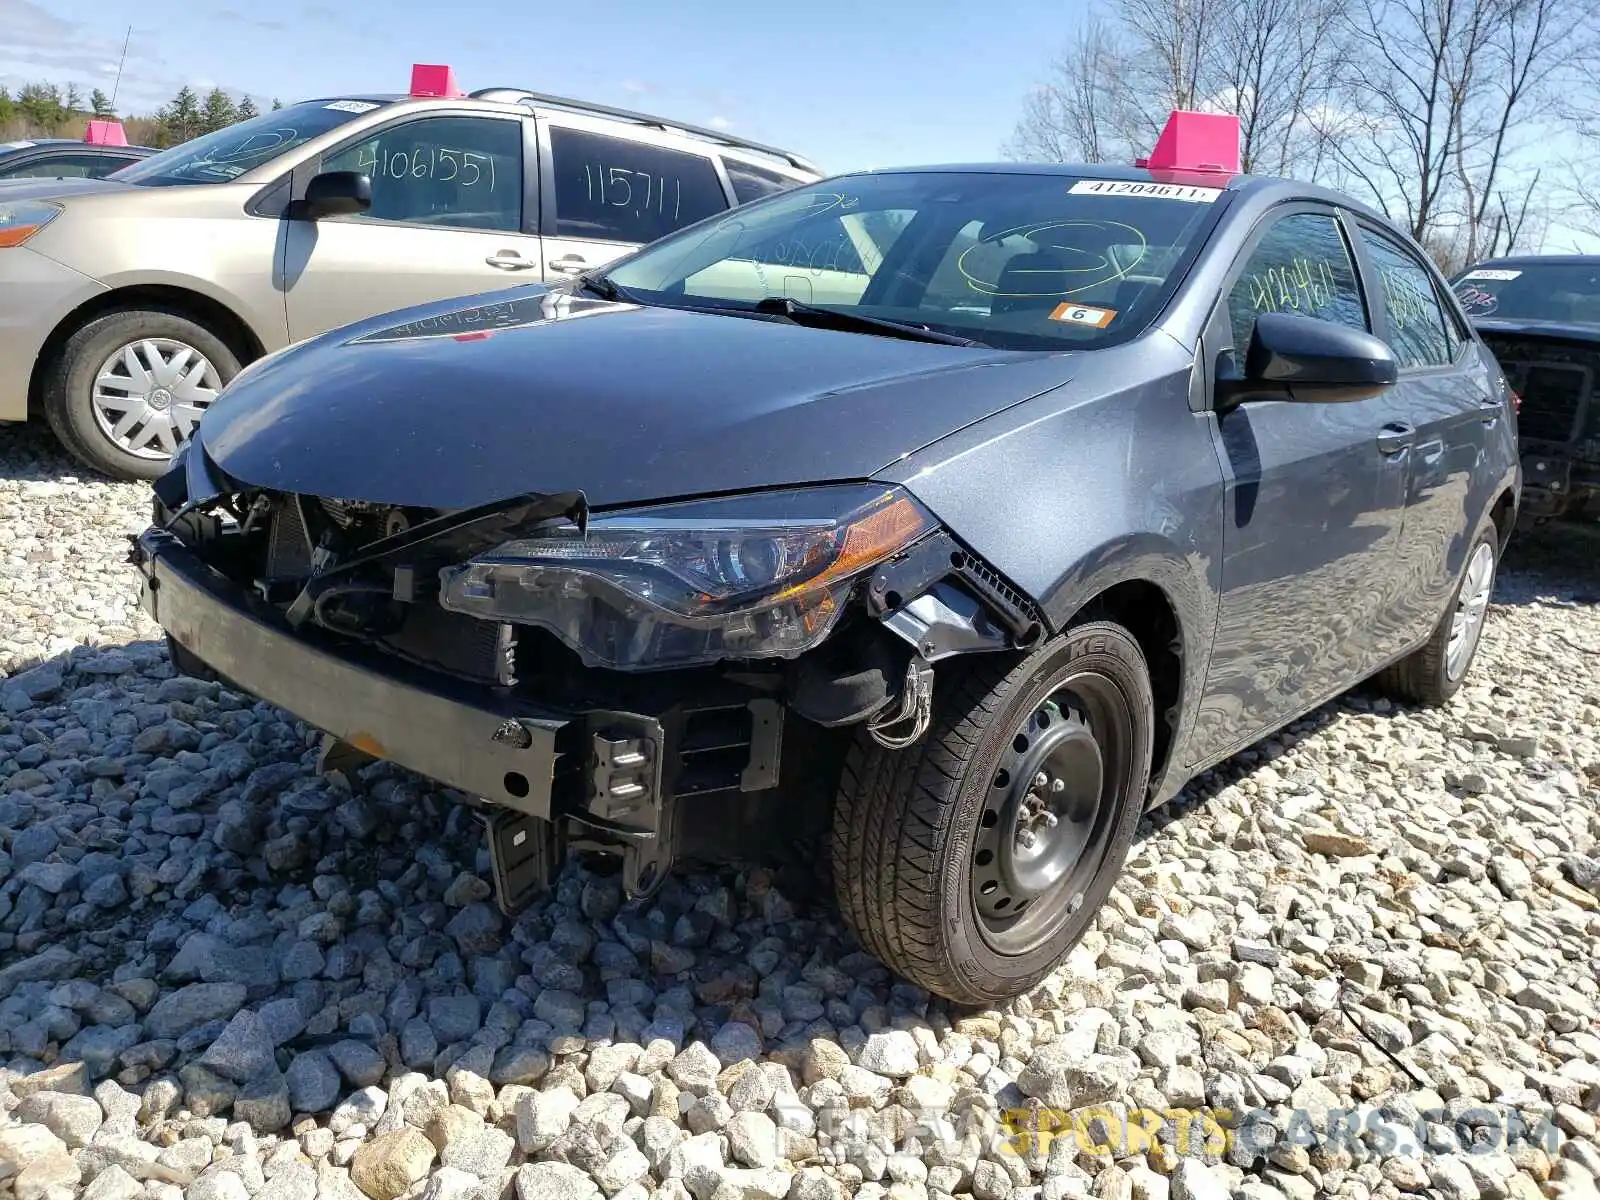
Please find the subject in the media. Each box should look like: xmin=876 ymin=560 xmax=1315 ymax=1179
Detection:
xmin=836 ymin=161 xmax=1391 ymax=216
xmin=0 ymin=138 xmax=155 ymax=154
xmin=286 ymin=92 xmax=821 ymax=175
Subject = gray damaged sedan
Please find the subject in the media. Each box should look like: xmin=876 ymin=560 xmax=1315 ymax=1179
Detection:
xmin=133 ymin=159 xmax=1520 ymax=1002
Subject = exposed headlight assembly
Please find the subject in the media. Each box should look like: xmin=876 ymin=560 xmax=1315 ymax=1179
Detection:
xmin=438 ymin=484 xmax=934 ymax=670
xmin=0 ymin=201 xmax=64 ymax=247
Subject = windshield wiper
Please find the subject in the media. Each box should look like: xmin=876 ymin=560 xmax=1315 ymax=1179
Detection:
xmin=753 ymin=297 xmax=987 ymax=347
xmin=576 ymin=274 xmax=638 ymax=304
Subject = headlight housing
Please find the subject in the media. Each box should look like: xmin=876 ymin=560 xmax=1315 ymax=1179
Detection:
xmin=0 ymin=201 xmax=64 ymax=248
xmin=438 ymin=484 xmax=934 ymax=670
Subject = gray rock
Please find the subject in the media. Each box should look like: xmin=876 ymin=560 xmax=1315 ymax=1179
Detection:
xmin=233 ymin=1070 xmax=292 ymax=1132
xmin=666 ymin=1042 xmax=722 ymax=1098
xmin=710 ymin=1022 xmax=764 ymax=1066
xmin=14 ymin=1091 xmax=102 ymax=1149
xmin=439 ymin=1127 xmax=515 ymax=1180
xmin=515 ymin=1087 xmax=580 ymax=1154
xmin=144 ymin=983 xmax=248 ymax=1040
xmin=285 ymin=1051 xmax=341 ymax=1114
xmin=1170 ymin=1160 xmax=1229 ymax=1200
xmin=199 ymin=1010 xmax=277 ymax=1084
xmin=515 ymin=1162 xmax=602 ymax=1200
xmin=726 ymin=1111 xmax=780 ymax=1168
xmin=856 ymin=1030 xmax=919 ymax=1078
xmin=428 ymin=995 xmax=482 ymax=1044
xmin=328 ymin=1039 xmax=386 ymax=1088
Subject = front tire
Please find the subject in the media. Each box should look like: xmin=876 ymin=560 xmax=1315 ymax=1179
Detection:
xmin=830 ymin=622 xmax=1154 ymax=1005
xmin=1377 ymin=523 xmax=1499 ymax=707
xmin=43 ymin=308 xmax=239 ymax=480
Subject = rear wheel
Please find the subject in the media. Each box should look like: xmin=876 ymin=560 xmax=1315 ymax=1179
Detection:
xmin=43 ymin=308 xmax=239 ymax=480
xmin=1377 ymin=523 xmax=1499 ymax=706
xmin=830 ymin=622 xmax=1153 ymax=1004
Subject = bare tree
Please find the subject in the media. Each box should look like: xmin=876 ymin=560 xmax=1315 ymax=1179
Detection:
xmin=1315 ymin=0 xmax=1582 ymax=253
xmin=1012 ymin=0 xmax=1590 ymax=260
xmin=1007 ymin=0 xmax=1344 ymax=173
xmin=1005 ymin=17 xmax=1134 ymax=163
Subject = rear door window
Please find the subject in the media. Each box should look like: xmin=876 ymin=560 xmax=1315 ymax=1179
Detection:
xmin=1358 ymin=225 xmax=1456 ymax=368
xmin=547 ymin=127 xmax=728 ymax=243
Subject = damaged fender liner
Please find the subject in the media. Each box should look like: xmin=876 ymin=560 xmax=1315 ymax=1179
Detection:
xmin=135 ymin=527 xmax=568 ymax=818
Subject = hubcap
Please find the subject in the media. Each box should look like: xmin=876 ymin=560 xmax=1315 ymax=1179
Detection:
xmin=90 ymin=338 xmax=222 ymax=459
xmin=972 ymin=689 xmax=1121 ymax=954
xmin=1446 ymin=541 xmax=1495 ymax=681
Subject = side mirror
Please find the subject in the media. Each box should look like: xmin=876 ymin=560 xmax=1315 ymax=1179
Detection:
xmin=1218 ymin=311 xmax=1398 ymax=406
xmin=295 ymin=171 xmax=372 ymax=219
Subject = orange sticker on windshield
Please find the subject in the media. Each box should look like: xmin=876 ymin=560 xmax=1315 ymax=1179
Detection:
xmin=1048 ymin=303 xmax=1117 ymax=328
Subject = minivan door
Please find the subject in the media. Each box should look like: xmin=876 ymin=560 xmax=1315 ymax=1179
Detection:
xmin=535 ymin=116 xmax=733 ymax=282
xmin=281 ymin=112 xmax=542 ymax=342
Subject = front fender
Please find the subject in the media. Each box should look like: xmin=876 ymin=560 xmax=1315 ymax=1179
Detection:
xmin=881 ymin=338 xmax=1227 ymax=803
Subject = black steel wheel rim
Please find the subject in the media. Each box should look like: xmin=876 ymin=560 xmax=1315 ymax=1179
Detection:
xmin=971 ymin=670 xmax=1131 ymax=955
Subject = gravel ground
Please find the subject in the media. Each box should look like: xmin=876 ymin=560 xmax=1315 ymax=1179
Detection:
xmin=0 ymin=421 xmax=1597 ymax=1200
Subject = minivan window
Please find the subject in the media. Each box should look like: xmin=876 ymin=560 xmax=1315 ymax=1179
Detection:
xmin=548 ymin=127 xmax=727 ymax=243
xmin=724 ymin=158 xmax=800 ymax=205
xmin=602 ymin=171 xmax=1226 ymax=351
xmin=111 ymin=100 xmax=389 ymax=187
xmin=323 ymin=116 xmax=523 ymax=232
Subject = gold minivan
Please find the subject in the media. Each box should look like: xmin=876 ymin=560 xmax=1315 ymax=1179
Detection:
xmin=0 ymin=85 xmax=819 ymax=478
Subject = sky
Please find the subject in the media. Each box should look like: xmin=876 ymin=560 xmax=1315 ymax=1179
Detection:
xmin=8 ymin=0 xmax=1596 ymax=251
xmin=1 ymin=0 xmax=1083 ymax=174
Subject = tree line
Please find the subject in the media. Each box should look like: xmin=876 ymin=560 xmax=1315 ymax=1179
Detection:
xmin=1007 ymin=0 xmax=1600 ymax=270
xmin=0 ymin=82 xmax=284 ymax=149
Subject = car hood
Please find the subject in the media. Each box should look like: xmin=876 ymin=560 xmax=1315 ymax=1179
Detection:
xmin=0 ymin=176 xmax=132 ymax=202
xmin=197 ymin=287 xmax=1077 ymax=509
xmin=1473 ymin=317 xmax=1600 ymax=345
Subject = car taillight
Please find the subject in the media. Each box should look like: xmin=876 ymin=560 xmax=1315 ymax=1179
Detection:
xmin=1509 ymin=388 xmax=1521 ymax=412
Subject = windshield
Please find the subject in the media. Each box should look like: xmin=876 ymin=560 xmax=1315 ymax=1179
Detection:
xmin=600 ymin=171 xmax=1227 ymax=351
xmin=109 ymin=99 xmax=388 ymax=187
xmin=1452 ymin=262 xmax=1600 ymax=326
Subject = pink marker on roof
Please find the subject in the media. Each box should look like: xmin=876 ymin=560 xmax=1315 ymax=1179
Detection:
xmin=84 ymin=120 xmax=128 ymax=147
xmin=1135 ymin=110 xmax=1241 ymax=176
xmin=410 ymin=64 xmax=464 ymax=99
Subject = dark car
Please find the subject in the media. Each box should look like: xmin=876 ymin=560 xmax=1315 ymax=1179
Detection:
xmin=0 ymin=137 xmax=152 ymax=181
xmin=1451 ymin=255 xmax=1600 ymax=523
xmin=132 ymin=156 xmax=1520 ymax=1004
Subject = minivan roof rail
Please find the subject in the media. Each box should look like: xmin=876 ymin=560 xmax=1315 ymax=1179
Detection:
xmin=467 ymin=87 xmax=822 ymax=175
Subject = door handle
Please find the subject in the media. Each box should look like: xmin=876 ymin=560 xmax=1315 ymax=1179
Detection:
xmin=1376 ymin=422 xmax=1415 ymax=456
xmin=547 ymin=255 xmax=588 ymax=275
xmin=485 ymin=251 xmax=536 ymax=271
xmin=1478 ymin=399 xmax=1503 ymax=425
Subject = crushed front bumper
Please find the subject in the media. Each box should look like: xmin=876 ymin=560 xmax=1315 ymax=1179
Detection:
xmin=132 ymin=526 xmax=785 ymax=907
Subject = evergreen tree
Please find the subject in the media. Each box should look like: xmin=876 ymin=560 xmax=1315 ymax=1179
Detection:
xmin=0 ymin=89 xmax=14 ymax=127
xmin=236 ymin=95 xmax=259 ymax=121
xmin=200 ymin=87 xmax=237 ymax=133
xmin=64 ymin=83 xmax=84 ymax=115
xmin=156 ymin=85 xmax=202 ymax=145
xmin=16 ymin=83 xmax=66 ymax=131
xmin=271 ymin=98 xmax=283 ymax=111
xmin=89 ymin=88 xmax=114 ymax=118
